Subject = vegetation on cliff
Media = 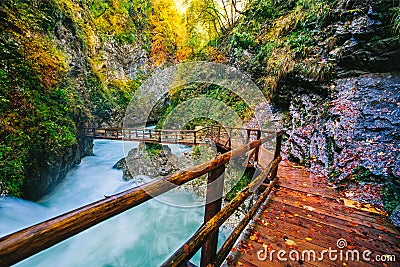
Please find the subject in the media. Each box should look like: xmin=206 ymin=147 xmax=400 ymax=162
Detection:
xmin=1 ymin=0 xmax=399 ymax=220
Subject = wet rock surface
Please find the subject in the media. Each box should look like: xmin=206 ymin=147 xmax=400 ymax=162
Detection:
xmin=271 ymin=0 xmax=400 ymax=224
xmin=22 ymin=136 xmax=94 ymax=200
xmin=390 ymin=205 xmax=400 ymax=227
xmin=329 ymin=0 xmax=400 ymax=74
xmin=113 ymin=144 xmax=179 ymax=181
xmin=283 ymin=73 xmax=400 ymax=212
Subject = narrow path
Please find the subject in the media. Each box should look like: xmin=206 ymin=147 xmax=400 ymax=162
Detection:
xmin=228 ymin=160 xmax=400 ymax=267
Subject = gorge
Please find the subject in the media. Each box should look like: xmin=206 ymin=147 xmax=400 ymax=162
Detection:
xmin=0 ymin=0 xmax=400 ymax=265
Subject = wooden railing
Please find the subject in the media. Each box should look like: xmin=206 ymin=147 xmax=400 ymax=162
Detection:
xmin=84 ymin=125 xmax=273 ymax=150
xmin=0 ymin=129 xmax=282 ymax=267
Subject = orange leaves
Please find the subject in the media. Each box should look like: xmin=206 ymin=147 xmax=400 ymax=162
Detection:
xmin=149 ymin=0 xmax=191 ymax=66
xmin=22 ymin=34 xmax=66 ymax=90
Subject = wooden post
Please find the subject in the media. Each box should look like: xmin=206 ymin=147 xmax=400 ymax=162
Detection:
xmin=228 ymin=128 xmax=232 ymax=148
xmin=271 ymin=132 xmax=283 ymax=180
xmin=175 ymin=132 xmax=178 ymax=143
xmin=194 ymin=131 xmax=197 ymax=146
xmin=149 ymin=129 xmax=152 ymax=138
xmin=200 ymin=165 xmax=225 ymax=267
xmin=135 ymin=129 xmax=138 ymax=137
xmin=246 ymin=129 xmax=250 ymax=143
xmin=217 ymin=126 xmax=221 ymax=143
xmin=254 ymin=130 xmax=261 ymax=163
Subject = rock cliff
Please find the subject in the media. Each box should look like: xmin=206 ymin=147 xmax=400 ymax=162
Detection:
xmin=276 ymin=0 xmax=400 ymax=221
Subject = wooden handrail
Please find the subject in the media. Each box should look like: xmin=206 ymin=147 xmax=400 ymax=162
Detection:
xmin=0 ymin=138 xmax=267 ymax=266
xmin=208 ymin=160 xmax=280 ymax=267
xmin=161 ymin=156 xmax=282 ymax=267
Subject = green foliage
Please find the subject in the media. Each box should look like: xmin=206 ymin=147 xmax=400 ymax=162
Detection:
xmin=225 ymin=168 xmax=255 ymax=201
xmin=382 ymin=183 xmax=400 ymax=213
xmin=0 ymin=48 xmax=78 ymax=196
xmin=156 ymin=83 xmax=252 ymax=129
xmin=349 ymin=166 xmax=383 ymax=183
xmin=391 ymin=5 xmax=400 ymax=35
xmin=144 ymin=142 xmax=163 ymax=156
xmin=192 ymin=146 xmax=201 ymax=156
xmin=231 ymin=30 xmax=255 ymax=49
xmin=204 ymin=0 xmax=338 ymax=96
xmin=88 ymin=0 xmax=109 ymax=17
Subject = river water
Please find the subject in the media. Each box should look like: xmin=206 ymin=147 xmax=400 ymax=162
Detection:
xmin=0 ymin=140 xmax=228 ymax=266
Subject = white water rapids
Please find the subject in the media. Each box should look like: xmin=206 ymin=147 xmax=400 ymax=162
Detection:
xmin=0 ymin=140 xmax=230 ymax=266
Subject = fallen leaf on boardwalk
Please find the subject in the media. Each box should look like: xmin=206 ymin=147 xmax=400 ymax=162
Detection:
xmin=305 ymin=237 xmax=312 ymax=241
xmin=342 ymin=198 xmax=385 ymax=215
xmin=250 ymin=236 xmax=256 ymax=241
xmin=290 ymin=164 xmax=304 ymax=169
xmin=285 ymin=239 xmax=297 ymax=246
xmin=237 ymin=261 xmax=243 ymax=266
xmin=303 ymin=205 xmax=315 ymax=211
xmin=347 ymin=221 xmax=359 ymax=227
xmin=231 ymin=248 xmax=236 ymax=252
xmin=327 ymin=183 xmax=337 ymax=189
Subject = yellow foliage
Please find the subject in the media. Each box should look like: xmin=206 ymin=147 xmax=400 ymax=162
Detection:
xmin=55 ymin=0 xmax=99 ymax=57
xmin=176 ymin=47 xmax=192 ymax=62
xmin=264 ymin=44 xmax=295 ymax=93
xmin=150 ymin=0 xmax=191 ymax=66
xmin=23 ymin=34 xmax=67 ymax=89
xmin=206 ymin=47 xmax=228 ymax=63
xmin=258 ymin=9 xmax=305 ymax=42
xmin=92 ymin=0 xmax=130 ymax=36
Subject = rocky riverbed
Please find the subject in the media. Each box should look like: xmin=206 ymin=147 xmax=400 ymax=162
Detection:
xmin=113 ymin=143 xmax=257 ymax=228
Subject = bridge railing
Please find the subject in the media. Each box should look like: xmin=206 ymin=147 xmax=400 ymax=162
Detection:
xmin=84 ymin=125 xmax=274 ymax=156
xmin=0 ymin=129 xmax=282 ymax=267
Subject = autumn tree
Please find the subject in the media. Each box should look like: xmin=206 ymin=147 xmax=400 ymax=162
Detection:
xmin=186 ymin=0 xmax=249 ymax=36
xmin=150 ymin=0 xmax=189 ymax=66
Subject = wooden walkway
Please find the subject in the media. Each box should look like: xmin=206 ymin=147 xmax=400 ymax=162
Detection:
xmin=228 ymin=160 xmax=400 ymax=267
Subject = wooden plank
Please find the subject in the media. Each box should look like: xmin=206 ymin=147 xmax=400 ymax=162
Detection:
xmin=208 ymin=177 xmax=279 ymax=267
xmin=161 ymin=157 xmax=281 ymax=267
xmin=232 ymin=161 xmax=400 ymax=267
xmin=236 ymin=226 xmax=378 ymax=267
xmin=271 ymin=190 xmax=397 ymax=233
xmin=257 ymin=205 xmax=400 ymax=256
xmin=277 ymin=186 xmax=390 ymax=221
xmin=251 ymin=211 xmax=385 ymax=267
xmin=266 ymin=199 xmax=400 ymax=247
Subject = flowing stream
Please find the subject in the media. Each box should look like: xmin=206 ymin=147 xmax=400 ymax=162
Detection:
xmin=0 ymin=140 xmax=228 ymax=266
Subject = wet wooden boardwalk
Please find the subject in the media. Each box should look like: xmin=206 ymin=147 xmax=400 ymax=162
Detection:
xmin=228 ymin=160 xmax=400 ymax=267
